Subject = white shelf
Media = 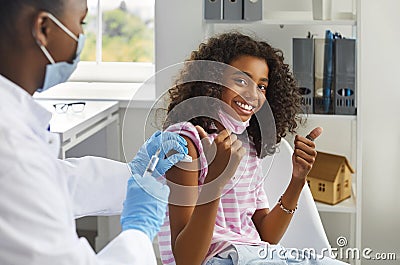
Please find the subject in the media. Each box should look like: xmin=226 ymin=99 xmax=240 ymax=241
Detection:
xmin=261 ymin=19 xmax=356 ymax=26
xmin=316 ymin=196 xmax=356 ymax=213
xmin=207 ymin=10 xmax=356 ymax=26
xmin=207 ymin=19 xmax=356 ymax=26
xmin=299 ymin=114 xmax=357 ymax=120
xmin=263 ymin=11 xmax=356 ymax=26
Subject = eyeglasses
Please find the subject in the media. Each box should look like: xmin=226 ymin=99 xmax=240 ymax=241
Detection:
xmin=53 ymin=102 xmax=86 ymax=114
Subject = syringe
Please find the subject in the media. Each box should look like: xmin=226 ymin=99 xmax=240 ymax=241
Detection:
xmin=143 ymin=149 xmax=161 ymax=178
xmin=142 ymin=149 xmax=193 ymax=178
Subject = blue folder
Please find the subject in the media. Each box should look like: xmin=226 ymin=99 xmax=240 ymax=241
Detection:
xmin=322 ymin=30 xmax=334 ymax=113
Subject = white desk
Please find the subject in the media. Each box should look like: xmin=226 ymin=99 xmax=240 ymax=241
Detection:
xmin=34 ymin=82 xmax=155 ymax=108
xmin=34 ymin=82 xmax=157 ymax=164
xmin=36 ymin=100 xmax=120 ymax=159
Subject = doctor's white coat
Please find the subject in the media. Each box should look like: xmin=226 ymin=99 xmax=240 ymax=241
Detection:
xmin=0 ymin=75 xmax=157 ymax=265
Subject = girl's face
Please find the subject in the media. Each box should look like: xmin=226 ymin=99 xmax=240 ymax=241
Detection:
xmin=222 ymin=55 xmax=269 ymax=122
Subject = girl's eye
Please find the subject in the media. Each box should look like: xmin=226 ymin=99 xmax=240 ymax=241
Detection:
xmin=234 ymin=78 xmax=248 ymax=87
xmin=258 ymin=84 xmax=267 ymax=91
xmin=81 ymin=21 xmax=87 ymax=26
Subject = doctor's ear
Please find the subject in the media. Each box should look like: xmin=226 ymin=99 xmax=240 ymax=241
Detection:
xmin=32 ymin=12 xmax=52 ymax=46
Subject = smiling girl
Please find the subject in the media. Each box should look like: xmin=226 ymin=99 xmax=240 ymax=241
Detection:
xmin=158 ymin=32 xmax=343 ymax=265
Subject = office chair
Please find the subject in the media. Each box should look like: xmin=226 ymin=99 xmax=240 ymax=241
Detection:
xmin=261 ymin=138 xmax=331 ymax=254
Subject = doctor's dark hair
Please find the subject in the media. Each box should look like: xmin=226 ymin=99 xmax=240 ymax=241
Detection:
xmin=0 ymin=0 xmax=64 ymax=39
xmin=166 ymin=32 xmax=301 ymax=158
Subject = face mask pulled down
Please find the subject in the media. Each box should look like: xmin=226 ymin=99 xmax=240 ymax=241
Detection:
xmin=35 ymin=13 xmax=86 ymax=92
xmin=217 ymin=109 xmax=250 ymax=134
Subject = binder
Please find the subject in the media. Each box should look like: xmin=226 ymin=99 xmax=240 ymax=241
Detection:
xmin=292 ymin=38 xmax=314 ymax=114
xmin=334 ymin=38 xmax=356 ymax=115
xmin=204 ymin=0 xmax=223 ymax=20
xmin=314 ymin=31 xmax=334 ymax=114
xmin=243 ymin=0 xmax=262 ymax=21
xmin=313 ymin=38 xmax=328 ymax=114
xmin=322 ymin=30 xmax=334 ymax=114
xmin=314 ymin=38 xmax=324 ymax=98
xmin=223 ymin=0 xmax=243 ymax=20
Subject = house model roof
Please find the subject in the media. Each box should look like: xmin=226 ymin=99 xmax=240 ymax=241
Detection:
xmin=308 ymin=152 xmax=355 ymax=182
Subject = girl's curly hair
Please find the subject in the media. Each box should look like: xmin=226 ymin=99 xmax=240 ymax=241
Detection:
xmin=166 ymin=32 xmax=301 ymax=158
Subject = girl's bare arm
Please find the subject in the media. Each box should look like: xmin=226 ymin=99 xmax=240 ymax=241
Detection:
xmin=253 ymin=128 xmax=323 ymax=243
xmin=168 ymin=129 xmax=245 ymax=265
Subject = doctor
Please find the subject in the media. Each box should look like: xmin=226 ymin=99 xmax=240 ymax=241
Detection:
xmin=0 ymin=0 xmax=188 ymax=264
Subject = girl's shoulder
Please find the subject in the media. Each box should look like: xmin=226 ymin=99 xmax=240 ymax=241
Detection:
xmin=165 ymin=122 xmax=202 ymax=147
xmin=165 ymin=122 xmax=209 ymax=183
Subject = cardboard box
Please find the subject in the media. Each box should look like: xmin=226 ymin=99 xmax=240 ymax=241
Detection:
xmin=307 ymin=152 xmax=354 ymax=205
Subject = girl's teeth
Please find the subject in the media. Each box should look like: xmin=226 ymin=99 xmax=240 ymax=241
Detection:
xmin=236 ymin=101 xmax=253 ymax=111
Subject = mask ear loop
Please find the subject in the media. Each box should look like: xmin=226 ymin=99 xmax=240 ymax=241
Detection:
xmin=39 ymin=44 xmax=56 ymax=64
xmin=46 ymin=13 xmax=79 ymax=42
xmin=31 ymin=14 xmax=57 ymax=64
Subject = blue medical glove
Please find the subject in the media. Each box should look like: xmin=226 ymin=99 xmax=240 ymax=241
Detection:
xmin=120 ymin=174 xmax=170 ymax=241
xmin=129 ymin=130 xmax=188 ymax=177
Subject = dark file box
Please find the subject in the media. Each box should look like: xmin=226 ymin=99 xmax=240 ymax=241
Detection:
xmin=293 ymin=38 xmax=314 ymax=114
xmin=314 ymin=96 xmax=334 ymax=114
xmin=334 ymin=38 xmax=356 ymax=115
xmin=204 ymin=0 xmax=223 ymax=20
xmin=223 ymin=0 xmax=243 ymax=20
xmin=243 ymin=0 xmax=262 ymax=21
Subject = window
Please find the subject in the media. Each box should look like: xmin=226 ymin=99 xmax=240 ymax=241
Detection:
xmin=71 ymin=0 xmax=155 ymax=83
xmin=337 ymin=183 xmax=340 ymax=192
xmin=318 ymin=183 xmax=326 ymax=192
xmin=344 ymin=179 xmax=349 ymax=188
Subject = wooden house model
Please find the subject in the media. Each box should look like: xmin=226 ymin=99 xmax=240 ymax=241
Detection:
xmin=307 ymin=152 xmax=355 ymax=205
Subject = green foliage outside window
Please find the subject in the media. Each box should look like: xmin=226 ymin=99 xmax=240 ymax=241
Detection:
xmin=81 ymin=5 xmax=154 ymax=63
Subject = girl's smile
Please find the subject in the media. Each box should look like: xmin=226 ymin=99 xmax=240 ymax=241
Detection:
xmin=232 ymin=99 xmax=256 ymax=115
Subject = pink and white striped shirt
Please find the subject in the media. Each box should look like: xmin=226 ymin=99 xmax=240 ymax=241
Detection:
xmin=158 ymin=122 xmax=269 ymax=265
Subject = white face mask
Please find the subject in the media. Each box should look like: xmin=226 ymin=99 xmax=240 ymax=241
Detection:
xmin=36 ymin=13 xmax=86 ymax=92
xmin=217 ymin=109 xmax=250 ymax=134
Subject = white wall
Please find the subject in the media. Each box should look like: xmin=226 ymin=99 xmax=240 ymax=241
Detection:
xmin=155 ymin=0 xmax=206 ymax=96
xmin=120 ymin=107 xmax=154 ymax=161
xmin=359 ymin=0 xmax=400 ymax=263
